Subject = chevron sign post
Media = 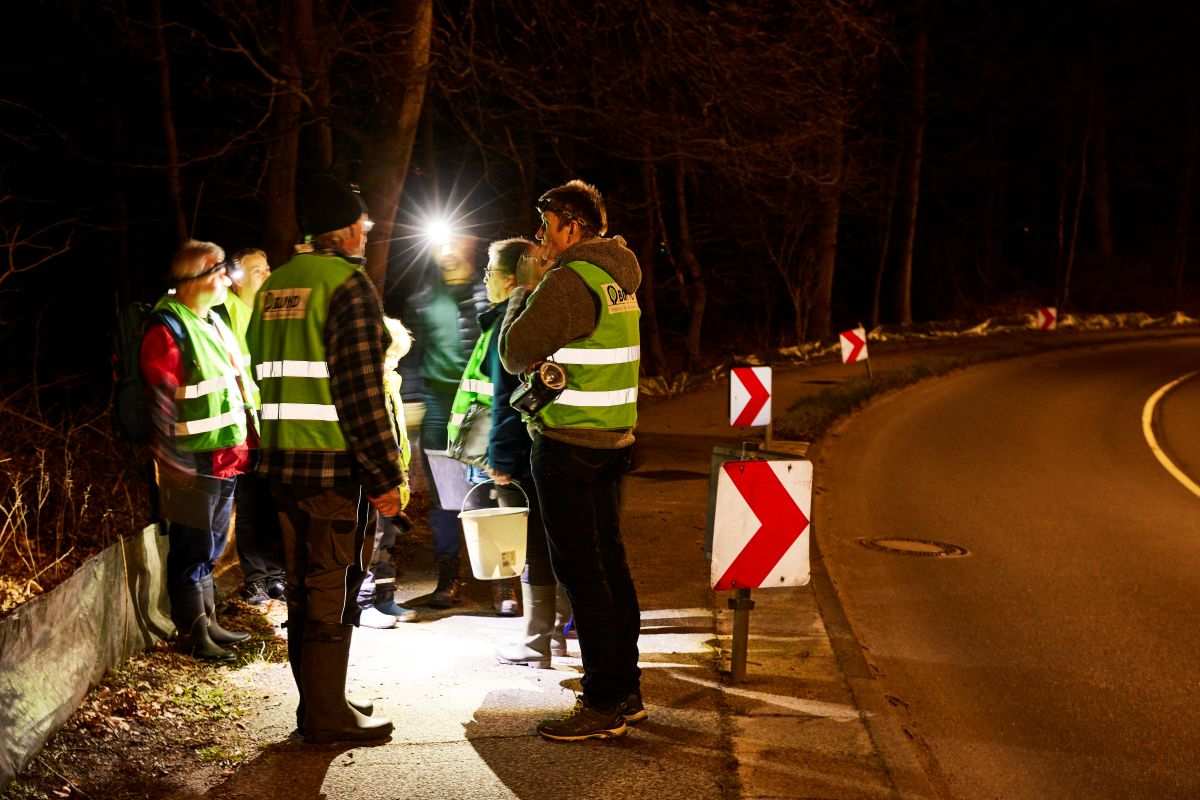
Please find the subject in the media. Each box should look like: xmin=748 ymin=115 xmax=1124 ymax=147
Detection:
xmin=730 ymin=367 xmax=772 ymax=427
xmin=840 ymin=326 xmax=872 ymax=379
xmin=711 ymin=458 xmax=812 ymax=681
xmin=1036 ymin=307 xmax=1057 ymax=331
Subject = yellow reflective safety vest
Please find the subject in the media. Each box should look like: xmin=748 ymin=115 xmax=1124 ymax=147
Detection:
xmin=248 ymin=252 xmax=358 ymax=452
xmin=447 ymin=325 xmax=494 ymax=445
xmin=540 ymin=261 xmax=640 ymax=430
xmin=152 ymin=296 xmax=258 ymax=452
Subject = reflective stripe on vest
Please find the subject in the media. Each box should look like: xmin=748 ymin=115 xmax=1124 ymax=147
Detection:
xmin=175 ymin=408 xmax=246 ymax=437
xmin=260 ymin=402 xmax=340 ymax=421
xmin=255 ymin=360 xmax=331 ymax=380
xmin=539 ymin=259 xmax=640 ymax=431
xmin=460 ymin=378 xmax=493 ymax=397
xmin=175 ymin=373 xmax=240 ymax=401
xmin=551 ymin=345 xmax=640 ymax=365
xmin=556 ymin=387 xmax=639 ymax=407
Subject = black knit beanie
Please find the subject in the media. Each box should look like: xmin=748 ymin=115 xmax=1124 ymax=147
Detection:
xmin=299 ymin=173 xmax=367 ymax=236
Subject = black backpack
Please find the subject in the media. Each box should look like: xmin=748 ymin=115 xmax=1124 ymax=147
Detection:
xmin=112 ymin=301 xmax=184 ymax=443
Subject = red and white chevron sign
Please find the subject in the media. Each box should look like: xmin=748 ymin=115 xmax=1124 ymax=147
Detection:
xmin=840 ymin=327 xmax=868 ymax=364
xmin=1036 ymin=307 xmax=1057 ymax=330
xmin=711 ymin=460 xmax=812 ymax=590
xmin=730 ymin=366 xmax=771 ymax=427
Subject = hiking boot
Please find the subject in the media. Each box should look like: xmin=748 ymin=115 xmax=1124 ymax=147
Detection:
xmin=243 ymin=581 xmax=270 ymax=606
xmin=427 ymin=556 xmax=463 ymax=609
xmin=619 ymin=692 xmax=648 ymax=724
xmin=374 ymin=599 xmax=418 ymax=623
xmin=537 ymin=699 xmax=627 ymax=742
xmin=492 ymin=579 xmax=519 ymax=617
xmin=358 ymin=606 xmax=398 ymax=629
xmin=266 ymin=578 xmax=286 ymax=600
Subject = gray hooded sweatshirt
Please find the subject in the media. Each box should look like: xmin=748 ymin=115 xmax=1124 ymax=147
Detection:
xmin=499 ymin=235 xmax=642 ymax=449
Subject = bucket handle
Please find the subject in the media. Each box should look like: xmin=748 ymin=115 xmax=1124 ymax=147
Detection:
xmin=461 ymin=479 xmax=530 ymax=514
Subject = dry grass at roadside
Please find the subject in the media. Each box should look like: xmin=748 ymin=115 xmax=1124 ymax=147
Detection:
xmin=0 ymin=403 xmax=150 ymax=617
xmin=1 ymin=598 xmax=285 ymax=800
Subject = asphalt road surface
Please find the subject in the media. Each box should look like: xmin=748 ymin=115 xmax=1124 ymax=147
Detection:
xmin=817 ymin=336 xmax=1200 ymax=800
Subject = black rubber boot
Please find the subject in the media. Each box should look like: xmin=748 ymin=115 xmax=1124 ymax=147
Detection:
xmin=201 ymin=575 xmax=249 ymax=645
xmin=173 ymin=583 xmax=235 ymax=662
xmin=300 ymin=622 xmax=393 ymax=744
xmin=551 ymin=583 xmax=572 ymax=657
xmin=289 ymin=606 xmax=375 ymax=734
xmin=427 ymin=556 xmax=463 ymax=609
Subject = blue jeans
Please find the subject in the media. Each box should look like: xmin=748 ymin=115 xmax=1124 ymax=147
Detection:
xmin=165 ymin=476 xmax=236 ymax=587
xmin=531 ymin=435 xmax=640 ymax=708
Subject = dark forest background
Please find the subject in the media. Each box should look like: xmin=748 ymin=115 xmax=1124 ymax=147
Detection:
xmin=2 ymin=0 xmax=1199 ymax=412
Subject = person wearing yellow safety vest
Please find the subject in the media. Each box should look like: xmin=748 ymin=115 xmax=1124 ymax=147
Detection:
xmin=222 ymin=248 xmax=286 ymax=607
xmin=139 ymin=240 xmax=258 ymax=664
xmin=247 ymin=174 xmax=406 ymax=745
xmin=500 ymin=180 xmax=645 ymax=742
xmin=445 ymin=247 xmax=521 ymax=619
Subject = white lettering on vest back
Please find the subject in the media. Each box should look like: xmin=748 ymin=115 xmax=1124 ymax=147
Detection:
xmin=261 ymin=288 xmax=311 ymax=320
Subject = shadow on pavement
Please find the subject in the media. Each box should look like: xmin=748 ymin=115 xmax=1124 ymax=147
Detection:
xmin=177 ymin=739 xmax=372 ymax=799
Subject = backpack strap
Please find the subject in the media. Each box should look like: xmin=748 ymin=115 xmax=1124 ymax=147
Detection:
xmin=148 ymin=308 xmax=185 ymax=347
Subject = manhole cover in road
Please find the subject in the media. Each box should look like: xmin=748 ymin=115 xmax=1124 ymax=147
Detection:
xmin=856 ymin=537 xmax=970 ymax=558
xmin=629 ymin=469 xmax=709 ymax=481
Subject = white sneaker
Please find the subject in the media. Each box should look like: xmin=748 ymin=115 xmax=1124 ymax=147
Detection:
xmin=358 ymin=606 xmax=398 ymax=629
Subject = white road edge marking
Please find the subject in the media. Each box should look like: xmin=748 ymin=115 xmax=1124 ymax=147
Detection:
xmin=666 ymin=669 xmax=863 ymax=722
xmin=1142 ymin=370 xmax=1200 ymax=498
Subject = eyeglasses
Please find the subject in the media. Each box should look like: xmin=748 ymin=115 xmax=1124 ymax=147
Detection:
xmin=178 ymin=259 xmax=236 ymax=283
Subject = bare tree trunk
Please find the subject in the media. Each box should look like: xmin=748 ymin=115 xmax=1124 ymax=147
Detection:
xmin=150 ymin=0 xmax=187 ymax=244
xmin=871 ymin=152 xmax=900 ymax=327
xmin=638 ymin=157 xmax=668 ymax=377
xmin=1060 ymin=129 xmax=1090 ymax=312
xmin=364 ymin=0 xmax=433 ymax=294
xmin=809 ymin=123 xmax=844 ymax=340
xmin=894 ymin=16 xmax=926 ymax=326
xmin=1089 ymin=38 xmax=1114 ymax=262
xmin=1174 ymin=97 xmax=1198 ymax=305
xmin=294 ymin=0 xmax=333 ymax=170
xmin=674 ymin=160 xmax=706 ymax=371
xmin=263 ymin=10 xmax=302 ymax=266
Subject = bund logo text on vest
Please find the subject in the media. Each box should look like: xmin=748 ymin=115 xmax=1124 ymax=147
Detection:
xmin=261 ymin=288 xmax=312 ymax=320
xmin=601 ymin=283 xmax=638 ymax=314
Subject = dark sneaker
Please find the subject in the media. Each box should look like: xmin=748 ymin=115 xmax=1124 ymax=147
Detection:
xmin=618 ymin=693 xmax=647 ymax=724
xmin=537 ymin=699 xmax=627 ymax=742
xmin=266 ymin=578 xmax=286 ymax=600
xmin=242 ymin=582 xmax=269 ymax=606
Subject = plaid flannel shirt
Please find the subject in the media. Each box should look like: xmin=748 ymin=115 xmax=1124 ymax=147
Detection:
xmin=257 ymin=266 xmax=406 ymax=496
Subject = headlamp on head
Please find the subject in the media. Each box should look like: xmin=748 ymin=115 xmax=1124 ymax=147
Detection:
xmin=177 ymin=258 xmax=241 ymax=285
xmin=422 ymin=217 xmax=455 ymax=255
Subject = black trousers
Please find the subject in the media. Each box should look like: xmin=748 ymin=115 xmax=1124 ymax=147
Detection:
xmin=271 ymin=482 xmax=375 ymax=626
xmin=530 ymin=435 xmax=640 ymax=708
xmin=234 ymin=473 xmax=285 ymax=585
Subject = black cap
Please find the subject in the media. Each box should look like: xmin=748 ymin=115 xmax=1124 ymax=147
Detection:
xmin=299 ymin=173 xmax=367 ymax=236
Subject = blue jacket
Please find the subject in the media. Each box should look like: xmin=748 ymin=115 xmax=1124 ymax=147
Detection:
xmin=483 ymin=299 xmax=531 ymax=478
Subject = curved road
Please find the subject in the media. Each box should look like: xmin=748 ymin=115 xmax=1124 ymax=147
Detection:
xmin=817 ymin=336 xmax=1200 ymax=799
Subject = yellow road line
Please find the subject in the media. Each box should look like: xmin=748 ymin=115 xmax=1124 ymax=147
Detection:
xmin=1142 ymin=371 xmax=1200 ymax=498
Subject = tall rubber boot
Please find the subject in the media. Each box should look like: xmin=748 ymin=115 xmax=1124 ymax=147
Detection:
xmin=289 ymin=606 xmax=375 ymax=734
xmin=173 ymin=583 xmax=235 ymax=662
xmin=496 ymin=583 xmax=556 ymax=668
xmin=300 ymin=622 xmax=393 ymax=744
xmin=551 ymin=583 xmax=572 ymax=657
xmin=201 ymin=574 xmax=250 ymax=645
xmin=427 ymin=555 xmax=463 ymax=609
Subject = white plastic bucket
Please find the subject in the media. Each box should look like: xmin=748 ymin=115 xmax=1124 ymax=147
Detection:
xmin=459 ymin=482 xmax=529 ymax=580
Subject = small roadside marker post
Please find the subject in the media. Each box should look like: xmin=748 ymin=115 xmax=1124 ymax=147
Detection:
xmin=840 ymin=325 xmax=872 ymax=379
xmin=711 ymin=459 xmax=813 ymax=683
xmin=730 ymin=365 xmax=774 ymax=451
